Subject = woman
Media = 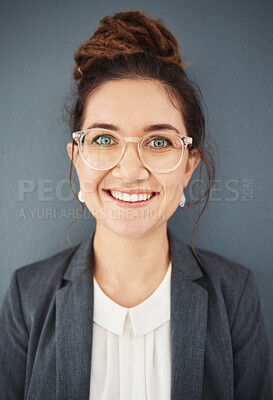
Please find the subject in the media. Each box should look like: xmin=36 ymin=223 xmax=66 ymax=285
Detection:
xmin=0 ymin=10 xmax=272 ymax=400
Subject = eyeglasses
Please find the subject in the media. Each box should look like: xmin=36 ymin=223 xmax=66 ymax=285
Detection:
xmin=72 ymin=128 xmax=193 ymax=173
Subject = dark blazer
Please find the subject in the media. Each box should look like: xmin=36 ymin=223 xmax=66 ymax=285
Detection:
xmin=0 ymin=227 xmax=272 ymax=400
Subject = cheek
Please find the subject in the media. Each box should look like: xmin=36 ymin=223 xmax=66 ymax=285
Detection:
xmin=77 ymin=164 xmax=106 ymax=197
xmin=158 ymin=177 xmax=183 ymax=220
xmin=161 ymin=168 xmax=185 ymax=201
xmin=164 ymin=180 xmax=183 ymax=203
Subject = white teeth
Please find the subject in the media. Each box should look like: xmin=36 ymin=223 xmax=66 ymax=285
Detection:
xmin=109 ymin=191 xmax=154 ymax=202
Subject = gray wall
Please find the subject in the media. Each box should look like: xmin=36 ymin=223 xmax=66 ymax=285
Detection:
xmin=1 ymin=0 xmax=273 ymax=383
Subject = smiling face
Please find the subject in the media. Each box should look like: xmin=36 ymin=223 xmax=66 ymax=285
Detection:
xmin=67 ymin=79 xmax=200 ymax=239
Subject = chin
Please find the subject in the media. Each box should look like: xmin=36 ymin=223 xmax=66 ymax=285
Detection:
xmin=107 ymin=219 xmax=158 ymax=239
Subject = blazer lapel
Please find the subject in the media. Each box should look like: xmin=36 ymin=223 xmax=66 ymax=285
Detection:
xmin=168 ymin=228 xmax=208 ymax=400
xmin=55 ymin=228 xmax=207 ymax=400
xmin=55 ymin=232 xmax=95 ymax=400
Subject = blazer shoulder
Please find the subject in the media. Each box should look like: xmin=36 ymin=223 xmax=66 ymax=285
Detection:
xmin=15 ymin=244 xmax=77 ymax=286
xmin=195 ymin=246 xmax=251 ymax=278
xmin=192 ymin=245 xmax=257 ymax=305
xmin=0 ymin=244 xmax=82 ymax=358
xmin=168 ymin=228 xmax=252 ymax=290
xmin=191 ymin=245 xmax=264 ymax=328
xmin=194 ymin=245 xmax=253 ymax=286
xmin=6 ymin=245 xmax=80 ymax=332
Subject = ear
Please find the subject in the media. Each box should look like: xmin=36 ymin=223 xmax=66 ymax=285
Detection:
xmin=183 ymin=149 xmax=200 ymax=189
xmin=66 ymin=142 xmax=79 ymax=165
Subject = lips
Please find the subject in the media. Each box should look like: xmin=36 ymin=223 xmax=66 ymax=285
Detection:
xmin=107 ymin=190 xmax=156 ymax=203
xmin=103 ymin=189 xmax=159 ymax=208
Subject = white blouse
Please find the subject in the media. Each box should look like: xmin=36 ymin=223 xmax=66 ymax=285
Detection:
xmin=89 ymin=261 xmax=172 ymax=400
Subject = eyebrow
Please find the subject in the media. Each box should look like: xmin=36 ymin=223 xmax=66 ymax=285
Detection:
xmin=85 ymin=122 xmax=181 ymax=135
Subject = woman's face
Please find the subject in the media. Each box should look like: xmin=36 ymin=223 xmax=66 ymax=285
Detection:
xmin=67 ymin=79 xmax=200 ymax=238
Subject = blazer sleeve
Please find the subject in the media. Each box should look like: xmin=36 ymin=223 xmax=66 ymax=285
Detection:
xmin=0 ymin=270 xmax=28 ymax=399
xmin=231 ymin=269 xmax=273 ymax=399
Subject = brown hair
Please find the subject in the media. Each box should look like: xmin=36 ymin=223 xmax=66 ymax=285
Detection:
xmin=64 ymin=10 xmax=216 ymax=271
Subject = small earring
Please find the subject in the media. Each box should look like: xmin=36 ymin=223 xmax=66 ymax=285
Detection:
xmin=179 ymin=193 xmax=186 ymax=208
xmin=78 ymin=190 xmax=85 ymax=203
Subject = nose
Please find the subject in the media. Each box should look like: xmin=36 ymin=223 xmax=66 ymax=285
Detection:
xmin=111 ymin=142 xmax=149 ymax=181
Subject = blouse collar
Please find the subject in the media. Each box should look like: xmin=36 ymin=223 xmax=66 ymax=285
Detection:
xmin=93 ymin=261 xmax=172 ymax=337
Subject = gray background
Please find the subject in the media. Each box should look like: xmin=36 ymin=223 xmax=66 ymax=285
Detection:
xmin=1 ymin=0 xmax=273 ymax=383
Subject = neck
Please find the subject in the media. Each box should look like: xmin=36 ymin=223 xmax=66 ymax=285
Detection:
xmin=92 ymin=223 xmax=170 ymax=297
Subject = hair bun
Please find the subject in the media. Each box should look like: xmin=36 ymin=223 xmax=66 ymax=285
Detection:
xmin=73 ymin=10 xmax=184 ymax=80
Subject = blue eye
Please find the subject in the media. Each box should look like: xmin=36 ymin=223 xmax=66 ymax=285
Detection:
xmin=146 ymin=136 xmax=173 ymax=148
xmin=92 ymin=135 xmax=114 ymax=146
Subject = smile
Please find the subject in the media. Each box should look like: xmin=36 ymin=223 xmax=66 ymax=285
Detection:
xmin=103 ymin=189 xmax=159 ymax=208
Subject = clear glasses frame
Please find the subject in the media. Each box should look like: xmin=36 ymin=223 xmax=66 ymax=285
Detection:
xmin=72 ymin=128 xmax=193 ymax=173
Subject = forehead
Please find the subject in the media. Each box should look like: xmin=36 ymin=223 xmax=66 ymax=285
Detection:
xmin=82 ymin=79 xmax=185 ymax=132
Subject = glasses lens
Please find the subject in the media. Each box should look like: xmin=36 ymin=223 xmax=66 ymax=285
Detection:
xmin=81 ymin=130 xmax=122 ymax=169
xmin=80 ymin=130 xmax=184 ymax=172
xmin=140 ymin=133 xmax=183 ymax=172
